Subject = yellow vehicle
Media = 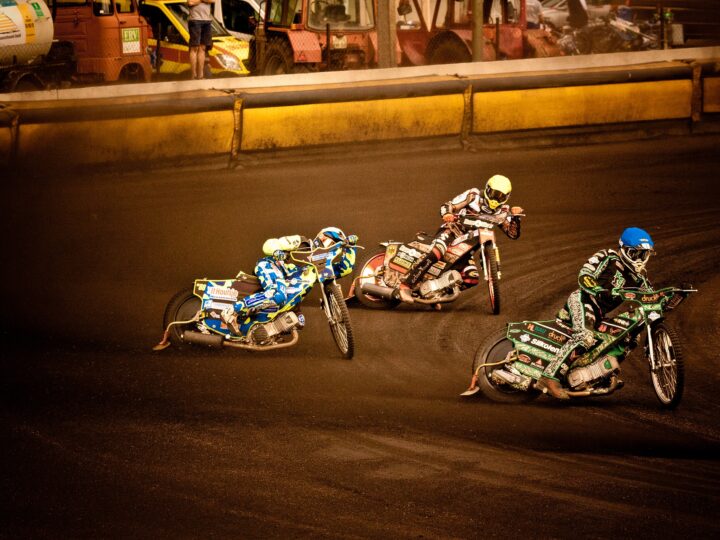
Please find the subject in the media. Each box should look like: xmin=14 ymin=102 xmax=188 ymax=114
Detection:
xmin=140 ymin=0 xmax=249 ymax=78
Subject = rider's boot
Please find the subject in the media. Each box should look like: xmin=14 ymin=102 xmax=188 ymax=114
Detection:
xmin=221 ymin=302 xmax=245 ymax=335
xmin=536 ymin=376 xmax=570 ymax=400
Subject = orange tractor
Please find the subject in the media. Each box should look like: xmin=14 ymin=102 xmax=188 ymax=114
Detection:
xmin=251 ymin=0 xmax=381 ymax=74
xmin=396 ymin=0 xmax=561 ymax=65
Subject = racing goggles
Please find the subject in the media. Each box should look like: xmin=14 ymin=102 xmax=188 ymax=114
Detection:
xmin=621 ymin=247 xmax=655 ymax=272
xmin=622 ymin=246 xmax=654 ymax=265
xmin=484 ymin=187 xmax=510 ymax=209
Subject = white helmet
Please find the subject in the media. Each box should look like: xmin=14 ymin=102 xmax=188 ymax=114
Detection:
xmin=313 ymin=227 xmax=347 ymax=248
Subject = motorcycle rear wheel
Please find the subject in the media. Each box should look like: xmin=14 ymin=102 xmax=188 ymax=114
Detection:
xmin=473 ymin=329 xmax=540 ymax=403
xmin=163 ymin=287 xmax=202 ymax=347
xmin=484 ymin=244 xmax=501 ymax=315
xmin=648 ymin=322 xmax=685 ymax=409
xmin=354 ymin=251 xmax=401 ymax=310
xmin=326 ymin=282 xmax=355 ymax=359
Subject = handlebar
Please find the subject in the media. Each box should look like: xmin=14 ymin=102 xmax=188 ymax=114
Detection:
xmin=615 ymin=286 xmax=697 ymax=305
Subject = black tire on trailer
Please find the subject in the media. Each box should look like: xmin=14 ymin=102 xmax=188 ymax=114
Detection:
xmin=473 ymin=328 xmax=540 ymax=403
xmin=325 ymin=282 xmax=355 ymax=359
xmin=162 ymin=287 xmax=201 ymax=347
xmin=648 ymin=322 xmax=685 ymax=409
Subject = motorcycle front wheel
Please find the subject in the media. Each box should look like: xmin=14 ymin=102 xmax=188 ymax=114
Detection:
xmin=648 ymin=322 xmax=685 ymax=409
xmin=354 ymin=251 xmax=401 ymax=310
xmin=163 ymin=287 xmax=202 ymax=346
xmin=483 ymin=244 xmax=501 ymax=315
xmin=325 ymin=282 xmax=355 ymax=359
xmin=473 ymin=328 xmax=540 ymax=403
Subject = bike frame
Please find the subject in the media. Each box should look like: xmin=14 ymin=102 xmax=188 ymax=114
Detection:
xmin=506 ymin=287 xmax=692 ymax=378
xmin=290 ymin=240 xmax=349 ymax=321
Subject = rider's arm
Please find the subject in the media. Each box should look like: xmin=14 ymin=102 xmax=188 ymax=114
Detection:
xmin=498 ymin=205 xmax=521 ymax=239
xmin=334 ymin=247 xmax=356 ymax=278
xmin=578 ymin=250 xmax=612 ymax=296
xmin=439 ymin=188 xmax=480 ymax=218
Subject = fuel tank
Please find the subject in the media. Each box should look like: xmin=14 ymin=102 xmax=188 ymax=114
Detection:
xmin=0 ymin=0 xmax=54 ymax=66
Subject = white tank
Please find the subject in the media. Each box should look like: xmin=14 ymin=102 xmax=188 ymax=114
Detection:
xmin=0 ymin=0 xmax=54 ymax=67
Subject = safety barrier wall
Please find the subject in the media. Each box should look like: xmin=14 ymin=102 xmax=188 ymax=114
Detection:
xmin=705 ymin=77 xmax=720 ymax=113
xmin=1 ymin=55 xmax=719 ymax=170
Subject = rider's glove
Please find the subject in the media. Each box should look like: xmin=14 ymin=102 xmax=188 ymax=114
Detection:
xmin=510 ymin=206 xmax=524 ymax=216
xmin=347 ymin=234 xmax=359 ymax=245
xmin=442 ymin=213 xmax=456 ymax=223
xmin=273 ymin=250 xmax=287 ymax=261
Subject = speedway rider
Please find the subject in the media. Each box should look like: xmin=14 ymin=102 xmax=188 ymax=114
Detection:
xmin=539 ymin=227 xmax=655 ymax=399
xmin=221 ymin=227 xmax=357 ymax=334
xmin=397 ymin=174 xmax=523 ymax=303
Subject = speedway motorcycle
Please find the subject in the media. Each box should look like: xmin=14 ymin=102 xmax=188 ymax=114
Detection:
xmin=352 ymin=210 xmax=521 ymax=314
xmin=153 ymin=238 xmax=357 ymax=358
xmin=462 ymin=285 xmax=696 ymax=408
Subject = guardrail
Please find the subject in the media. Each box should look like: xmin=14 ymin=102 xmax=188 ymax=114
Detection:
xmin=1 ymin=47 xmax=719 ymax=170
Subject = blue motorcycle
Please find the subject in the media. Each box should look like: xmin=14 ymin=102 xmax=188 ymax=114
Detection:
xmin=154 ymin=235 xmax=358 ymax=358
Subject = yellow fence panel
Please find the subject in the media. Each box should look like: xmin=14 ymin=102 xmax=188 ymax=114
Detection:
xmin=473 ymin=80 xmax=692 ymax=133
xmin=242 ymin=95 xmax=464 ymax=150
xmin=17 ymin=111 xmax=234 ymax=166
xmin=0 ymin=128 xmax=11 ymax=167
xmin=704 ymin=78 xmax=720 ymax=113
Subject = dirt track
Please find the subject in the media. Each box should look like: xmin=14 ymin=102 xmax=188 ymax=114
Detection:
xmin=3 ymin=134 xmax=720 ymax=537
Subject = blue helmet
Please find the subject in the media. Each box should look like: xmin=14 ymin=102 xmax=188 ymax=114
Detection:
xmin=619 ymin=227 xmax=654 ymax=272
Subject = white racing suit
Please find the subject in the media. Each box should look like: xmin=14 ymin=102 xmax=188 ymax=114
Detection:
xmin=403 ymin=187 xmax=521 ymax=287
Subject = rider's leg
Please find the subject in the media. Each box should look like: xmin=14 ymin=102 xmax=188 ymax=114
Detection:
xmin=399 ymin=228 xmax=455 ymax=302
xmin=223 ymin=260 xmax=287 ymax=334
xmin=539 ymin=290 xmax=596 ymax=399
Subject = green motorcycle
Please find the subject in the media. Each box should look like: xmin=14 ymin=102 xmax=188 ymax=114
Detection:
xmin=462 ymin=286 xmax=696 ymax=409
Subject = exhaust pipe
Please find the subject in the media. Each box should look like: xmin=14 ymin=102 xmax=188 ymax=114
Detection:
xmin=182 ymin=330 xmax=224 ymax=349
xmin=360 ymin=282 xmax=397 ymax=300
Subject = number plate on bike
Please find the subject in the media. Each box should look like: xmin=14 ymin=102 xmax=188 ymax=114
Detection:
xmin=462 ymin=217 xmax=494 ymax=229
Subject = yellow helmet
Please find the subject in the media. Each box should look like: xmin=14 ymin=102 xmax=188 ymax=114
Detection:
xmin=484 ymin=174 xmax=512 ymax=210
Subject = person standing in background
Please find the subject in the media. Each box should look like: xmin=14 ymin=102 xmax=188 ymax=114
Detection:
xmin=525 ymin=0 xmax=543 ymax=29
xmin=188 ymin=0 xmax=214 ymax=79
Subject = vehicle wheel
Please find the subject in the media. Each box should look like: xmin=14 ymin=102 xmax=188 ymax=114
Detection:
xmin=473 ymin=328 xmax=540 ymax=403
xmin=293 ymin=63 xmax=318 ymax=74
xmin=10 ymin=73 xmax=43 ymax=92
xmin=648 ymin=322 xmax=685 ymax=409
xmin=428 ymin=38 xmax=471 ymax=65
xmin=118 ymin=63 xmax=145 ymax=83
xmin=354 ymin=251 xmax=400 ymax=310
xmin=262 ymin=37 xmax=295 ymax=75
xmin=162 ymin=287 xmax=202 ymax=347
xmin=325 ymin=282 xmax=354 ymax=359
xmin=484 ymin=244 xmax=501 ymax=315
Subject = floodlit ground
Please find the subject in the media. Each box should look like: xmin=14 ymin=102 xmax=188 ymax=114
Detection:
xmin=3 ymin=133 xmax=720 ymax=537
